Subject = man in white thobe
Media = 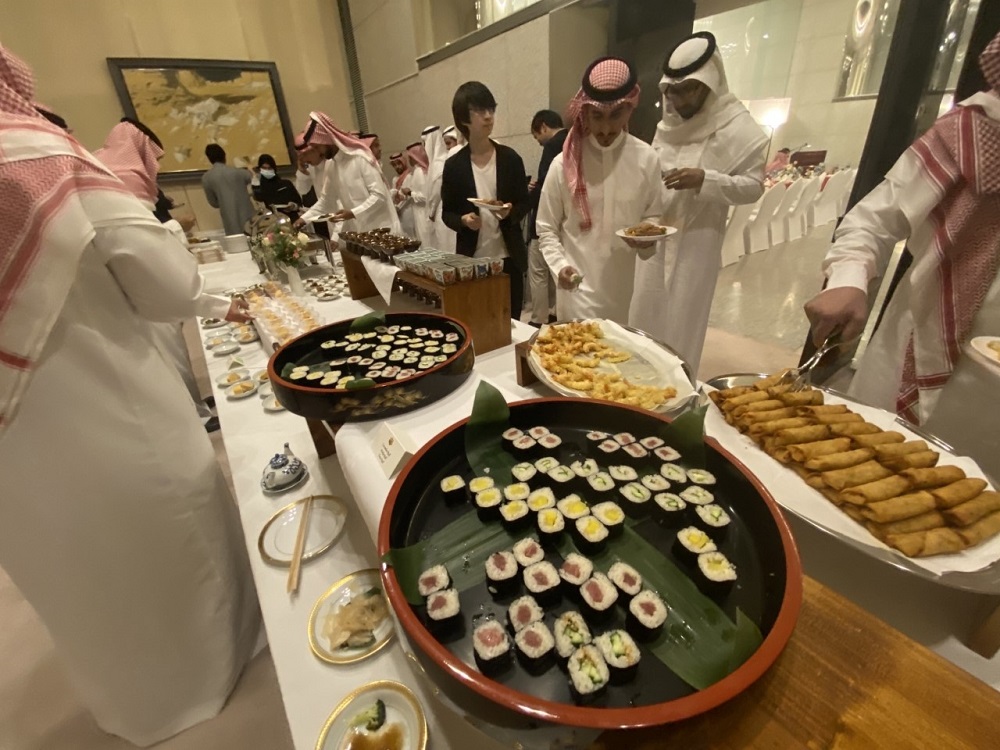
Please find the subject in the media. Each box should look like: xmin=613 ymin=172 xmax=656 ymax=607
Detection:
xmin=630 ymin=31 xmax=767 ymax=372
xmin=423 ymin=124 xmax=454 ymax=251
xmin=293 ymin=111 xmax=401 ymax=235
xmin=389 ymin=150 xmax=416 ymax=237
xmin=537 ymin=57 xmax=663 ymax=324
xmin=804 ymin=33 xmax=1000 ymax=480
xmin=444 ymin=124 xmax=465 ymax=158
xmin=405 ymin=139 xmax=435 ymax=247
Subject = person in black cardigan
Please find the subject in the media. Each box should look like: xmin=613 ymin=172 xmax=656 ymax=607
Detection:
xmin=441 ymin=81 xmax=530 ymax=316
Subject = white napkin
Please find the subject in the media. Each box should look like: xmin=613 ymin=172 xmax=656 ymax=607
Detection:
xmin=359 ymin=255 xmax=399 ymax=305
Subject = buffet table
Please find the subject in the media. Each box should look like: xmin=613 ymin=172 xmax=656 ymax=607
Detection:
xmin=196 ymin=254 xmax=1000 ymax=749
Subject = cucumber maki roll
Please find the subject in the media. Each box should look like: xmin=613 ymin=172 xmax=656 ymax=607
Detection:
xmin=534 ymin=456 xmax=560 ymax=474
xmin=587 ymin=472 xmax=616 ymax=496
xmin=511 ymin=462 xmax=538 ymax=485
xmin=554 ymin=611 xmax=591 ymax=660
xmin=686 ymin=468 xmax=717 ymax=486
xmin=653 ymin=493 xmax=688 ymax=526
xmin=695 ymin=503 xmax=731 ymax=538
xmin=618 ymin=482 xmax=652 ymax=516
xmin=680 ymin=485 xmax=715 ymax=506
xmin=640 ymin=473 xmax=671 ymax=493
xmin=567 ymin=645 xmax=609 ymax=702
xmin=660 ymin=463 xmax=687 ymax=484
xmin=609 ymin=465 xmax=638 ymax=482
xmin=595 ymin=629 xmax=640 ymax=684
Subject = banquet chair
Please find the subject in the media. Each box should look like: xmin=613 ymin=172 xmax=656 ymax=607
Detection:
xmin=785 ymin=177 xmax=822 ymax=242
xmin=809 ymin=170 xmax=850 ymax=227
xmin=744 ymin=183 xmax=786 ymax=254
xmin=719 ymin=201 xmax=755 ymax=266
xmin=768 ymin=178 xmax=807 ymax=246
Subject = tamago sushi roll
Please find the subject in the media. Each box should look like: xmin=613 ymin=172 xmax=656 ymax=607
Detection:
xmin=590 ymin=501 xmax=625 ymax=537
xmin=697 ymin=551 xmax=737 ymax=596
xmin=536 ymin=507 xmax=566 ymax=548
xmin=573 ymin=515 xmax=609 ymax=555
xmin=439 ymin=475 xmax=468 ymax=504
xmin=675 ymin=526 xmax=717 ymax=565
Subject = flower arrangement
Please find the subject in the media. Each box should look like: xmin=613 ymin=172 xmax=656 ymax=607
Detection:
xmin=261 ymin=226 xmax=312 ymax=268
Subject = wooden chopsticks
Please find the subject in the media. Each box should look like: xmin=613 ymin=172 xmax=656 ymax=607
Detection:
xmin=286 ymin=496 xmax=314 ymax=594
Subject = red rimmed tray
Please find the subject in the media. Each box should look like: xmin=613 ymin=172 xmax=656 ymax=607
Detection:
xmin=378 ymin=397 xmax=802 ymax=729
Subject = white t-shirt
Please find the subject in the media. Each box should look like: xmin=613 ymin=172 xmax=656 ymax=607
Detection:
xmin=471 ymin=150 xmax=507 ymax=259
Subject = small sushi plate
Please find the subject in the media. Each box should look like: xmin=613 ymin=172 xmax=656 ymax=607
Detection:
xmin=262 ymin=397 xmax=287 ymax=413
xmin=258 ymin=495 xmax=347 ymax=567
xmin=226 ymin=380 xmax=259 ymax=399
xmin=614 ymin=225 xmax=678 ymax=244
xmin=314 ymin=680 xmax=427 ymax=750
xmin=200 ymin=317 xmax=227 ymax=329
xmin=236 ymin=329 xmax=260 ymax=345
xmin=252 ymin=369 xmax=271 ymax=384
xmin=213 ymin=341 xmax=241 ymax=356
xmin=216 ymin=369 xmax=250 ymax=388
xmin=308 ymin=569 xmax=395 ymax=665
xmin=258 ymin=382 xmax=274 ymax=399
xmin=205 ymin=334 xmax=236 ymax=350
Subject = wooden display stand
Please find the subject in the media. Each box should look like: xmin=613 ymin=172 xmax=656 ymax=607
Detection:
xmin=515 ymin=339 xmax=540 ymax=387
xmin=340 ymin=250 xmax=380 ymax=300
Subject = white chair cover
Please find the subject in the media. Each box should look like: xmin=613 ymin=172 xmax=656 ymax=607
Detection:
xmin=809 ymin=169 xmax=851 ymax=227
xmin=745 ymin=182 xmax=786 ymax=253
xmin=768 ymin=178 xmax=807 ymax=246
xmin=785 ymin=177 xmax=822 ymax=242
xmin=720 ymin=201 xmax=756 ymax=266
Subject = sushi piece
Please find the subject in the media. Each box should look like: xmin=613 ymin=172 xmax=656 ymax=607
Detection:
xmin=425 ymin=588 xmax=461 ymax=631
xmin=475 ymin=488 xmax=503 ymax=521
xmin=554 ymin=611 xmax=592 ymax=660
xmin=627 ymin=590 xmax=668 ymax=641
xmin=597 ymin=439 xmax=621 ymax=456
xmin=547 ymin=464 xmax=576 ymax=489
xmin=595 ymin=629 xmax=640 ymax=684
xmin=654 ymin=445 xmax=682 ymax=462
xmin=556 ymin=494 xmax=590 ymax=521
xmin=695 ymin=504 xmax=732 ymax=537
xmin=613 ymin=432 xmax=636 ymax=446
xmin=507 ymin=594 xmax=544 ymax=633
xmin=538 ymin=433 xmax=563 ymax=451
xmin=512 ymin=436 xmax=538 ymax=456
xmin=512 ymin=537 xmax=545 ymax=567
xmin=558 ymin=553 xmax=594 ymax=590
xmin=660 ymin=463 xmax=687 ymax=484
xmin=500 ymin=500 xmax=531 ymax=531
xmin=680 ymin=486 xmax=715 ymax=506
xmin=591 ymin=501 xmax=625 ymax=537
xmin=618 ymin=482 xmax=652 ymax=516
xmin=586 ymin=431 xmax=609 ymax=442
xmin=527 ymin=487 xmax=557 ymax=512
xmin=534 ymin=456 xmax=560 ymax=474
xmin=473 ymin=619 xmax=512 ymax=675
xmin=503 ymin=482 xmax=531 ymax=502
xmin=579 ymin=572 xmax=618 ymax=623
xmin=639 ymin=436 xmax=665 ymax=450
xmin=515 ymin=620 xmax=556 ymax=674
xmin=502 ymin=427 xmax=525 ymax=442
xmin=675 ymin=526 xmax=717 ymax=565
xmin=621 ymin=443 xmax=649 ymax=463
xmin=570 ymin=458 xmax=599 ymax=480
xmin=640 ymin=473 xmax=671 ymax=493
xmin=697 ymin=551 xmax=737 ymax=595
xmin=687 ymin=469 xmax=717 ymax=486
xmin=573 ymin=515 xmax=609 ymax=555
xmin=607 ymin=562 xmax=643 ymax=602
xmin=511 ymin=462 xmax=537 ymax=484
xmin=485 ymin=550 xmax=519 ymax=596
xmin=439 ymin=475 xmax=468 ymax=504
xmin=523 ymin=561 xmax=561 ymax=606
xmin=587 ymin=472 xmax=616 ymax=496
xmin=567 ymin=644 xmax=609 ymax=701
xmin=609 ymin=465 xmax=638 ymax=482
xmin=469 ymin=476 xmax=495 ymax=494
xmin=417 ymin=564 xmax=450 ymax=596
xmin=653 ymin=493 xmax=688 ymax=526
xmin=536 ymin=507 xmax=566 ymax=548
xmin=527 ymin=426 xmax=551 ymax=439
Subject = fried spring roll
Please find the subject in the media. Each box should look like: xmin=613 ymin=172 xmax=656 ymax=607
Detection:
xmin=821 ymin=460 xmax=893 ymax=491
xmin=767 ymin=424 xmax=832 ymax=448
xmin=873 ymin=440 xmax=929 ymax=459
xmin=812 ymin=413 xmax=865 ymax=425
xmin=860 ymin=491 xmax=937 ymax=523
xmin=842 ymin=505 xmax=868 ymax=522
xmin=851 ymin=431 xmax=906 ymax=447
xmin=722 ymin=390 xmax=771 ymax=412
xmin=839 ymin=475 xmax=913 ymax=505
xmin=867 ymin=510 xmax=945 ymax=539
xmin=741 ymin=407 xmax=798 ymax=425
xmin=777 ymin=390 xmax=824 ymax=407
xmin=753 ymin=372 xmax=789 ymax=391
xmin=803 ymin=449 xmax=875 ymax=473
xmin=830 ymin=422 xmax=882 ymax=437
xmin=765 ymin=384 xmax=794 ymax=397
xmin=885 ymin=528 xmax=966 ymax=557
xmin=748 ymin=417 xmax=812 ymax=437
xmin=796 ymin=404 xmax=849 ymax=416
xmin=805 ymin=475 xmax=827 ymax=490
xmin=819 ymin=488 xmax=844 ymax=506
xmin=956 ymin=510 xmax=1000 ymax=548
xmin=879 ymin=450 xmax=940 ymax=472
xmin=715 ymin=385 xmax=753 ymax=401
xmin=943 ymin=492 xmax=1000 ymax=527
xmin=787 ymin=437 xmax=853 ymax=462
xmin=732 ymin=399 xmax=785 ymax=418
xmin=930 ymin=478 xmax=989 ymax=509
xmin=900 ymin=465 xmax=967 ymax=491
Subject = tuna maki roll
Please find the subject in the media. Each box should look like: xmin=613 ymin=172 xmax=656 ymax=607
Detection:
xmin=567 ymin=644 xmax=609 ymax=701
xmin=627 ymin=590 xmax=668 ymax=641
xmin=653 ymin=493 xmax=688 ymax=526
xmin=515 ymin=620 xmax=555 ymax=674
xmin=613 ymin=432 xmax=636 ymax=446
xmin=469 ymin=476 xmax=495 ymax=494
xmin=591 ymin=501 xmax=625 ymax=537
xmin=475 ymin=487 xmax=503 ymax=521
xmin=618 ymin=482 xmax=652 ymax=516
xmin=512 ymin=537 xmax=545 ymax=567
xmin=687 ymin=468 xmax=717 ymax=485
xmin=503 ymin=482 xmax=531 ymax=502
xmin=597 ymin=439 xmax=621 ymax=456
xmin=556 ymin=494 xmax=590 ymax=520
xmin=675 ymin=526 xmax=717 ymax=564
xmin=473 ymin=619 xmax=512 ymax=675
xmin=538 ymin=433 xmax=563 ymax=451
xmin=527 ymin=426 xmax=551 ymax=440
xmin=511 ymin=462 xmax=538 ymax=484
xmin=654 ymin=445 xmax=682 ymax=462
xmin=485 ymin=550 xmax=519 ymax=596
xmin=573 ymin=515 xmax=609 ymax=555
xmin=507 ymin=594 xmax=544 ymax=633
xmin=527 ymin=487 xmax=557 ymax=512
xmin=607 ymin=562 xmax=642 ymax=602
xmin=417 ymin=564 xmax=450 ymax=597
xmin=536 ymin=508 xmax=566 ymax=548
xmin=609 ymin=465 xmax=638 ymax=482
xmin=586 ymin=431 xmax=609 ymax=442
xmin=587 ymin=472 xmax=616 ymax=496
xmin=641 ymin=473 xmax=671 ymax=492
xmin=680 ymin=486 xmax=715 ymax=506
xmin=558 ymin=553 xmax=594 ymax=590
xmin=639 ymin=436 xmax=665 ymax=450
xmin=554 ymin=611 xmax=592 ymax=659
xmin=695 ymin=504 xmax=731 ymax=537
xmin=500 ymin=500 xmax=531 ymax=531
xmin=502 ymin=427 xmax=524 ymax=442
xmin=660 ymin=463 xmax=687 ymax=484
xmin=579 ymin=572 xmax=618 ymax=623
xmin=595 ymin=629 xmax=640 ymax=684
xmin=523 ymin=561 xmax=561 ymax=606
xmin=697 ymin=551 xmax=737 ymax=596
xmin=425 ymin=588 xmax=461 ymax=631
xmin=621 ymin=443 xmax=649 ymax=463
xmin=439 ymin=475 xmax=468 ymax=504
xmin=534 ymin=456 xmax=560 ymax=474
xmin=512 ymin=435 xmax=538 ymax=456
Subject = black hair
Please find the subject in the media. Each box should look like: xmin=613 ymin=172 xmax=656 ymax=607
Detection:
xmin=778 ymin=148 xmax=791 ymax=154
xmin=530 ymin=109 xmax=563 ymax=133
xmin=258 ymin=153 xmax=277 ymax=168
xmin=451 ymin=81 xmax=497 ymax=139
xmin=205 ymin=143 xmax=226 ymax=163
xmin=121 ymin=117 xmax=163 ymax=149
xmin=36 ymin=107 xmax=69 ymax=130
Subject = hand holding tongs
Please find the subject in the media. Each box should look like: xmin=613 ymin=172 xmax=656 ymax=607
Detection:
xmin=779 ymin=332 xmax=858 ymax=392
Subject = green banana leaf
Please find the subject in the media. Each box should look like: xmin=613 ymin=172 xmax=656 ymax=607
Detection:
xmin=464 ymin=381 xmax=516 ymax=486
xmin=349 ymin=310 xmax=386 ymax=333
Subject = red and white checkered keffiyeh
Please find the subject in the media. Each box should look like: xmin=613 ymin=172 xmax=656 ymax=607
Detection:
xmin=94 ymin=121 xmax=163 ymax=203
xmin=406 ymin=142 xmax=429 ymax=173
xmin=297 ymin=112 xmax=379 ymax=168
xmin=0 ymin=46 xmax=137 ymax=432
xmin=895 ymin=32 xmax=1000 ymax=423
xmin=562 ymin=57 xmax=641 ymax=231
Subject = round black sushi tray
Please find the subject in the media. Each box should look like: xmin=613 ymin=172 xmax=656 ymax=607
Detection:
xmin=268 ymin=312 xmax=474 ymax=422
xmin=378 ymin=398 xmax=802 ymax=729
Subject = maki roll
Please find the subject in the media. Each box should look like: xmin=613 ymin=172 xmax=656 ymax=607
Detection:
xmin=697 ymin=551 xmax=737 ymax=595
xmin=627 ymin=590 xmax=668 ymax=642
xmin=511 ymin=462 xmax=538 ymax=485
xmin=587 ymin=472 xmax=616 ymax=496
xmin=523 ymin=561 xmax=561 ymax=606
xmin=607 ymin=561 xmax=643 ymax=602
xmin=573 ymin=515 xmax=609 ymax=555
xmin=469 ymin=476 xmax=495 ymax=494
xmin=680 ymin=486 xmax=715 ymax=506
xmin=687 ymin=468 xmax=717 ymax=485
xmin=618 ymin=482 xmax=652 ymax=516
xmin=567 ymin=645 xmax=609 ymax=701
xmin=558 ymin=553 xmax=594 ymax=591
xmin=597 ymin=439 xmax=621 ymax=456
xmin=534 ymin=456 xmax=560 ymax=474
xmin=512 ymin=435 xmax=538 ymax=456
xmin=639 ymin=436 xmax=665 ymax=450
xmin=425 ymin=588 xmax=461 ymax=631
xmin=579 ymin=572 xmax=618 ymax=623
xmin=475 ymin=487 xmax=503 ymax=521
xmin=485 ymin=550 xmax=519 ymax=596
xmin=621 ymin=443 xmax=649 ymax=463
xmin=675 ymin=526 xmax=717 ymax=565
xmin=586 ymin=431 xmax=609 ymax=442
xmin=595 ymin=629 xmax=640 ymax=684
xmin=659 ymin=463 xmax=687 ymax=484
xmin=613 ymin=432 xmax=636 ymax=446
xmin=640 ymin=473 xmax=671 ymax=493
xmin=473 ymin=619 xmax=512 ymax=675
xmin=556 ymin=494 xmax=590 ymax=521
xmin=527 ymin=487 xmax=557 ymax=512
xmin=507 ymin=594 xmax=544 ymax=633
xmin=536 ymin=508 xmax=566 ymax=548
xmin=512 ymin=537 xmax=545 ymax=567
xmin=554 ymin=611 xmax=592 ymax=660
xmin=439 ymin=475 xmax=468 ymax=504
xmin=547 ymin=464 xmax=576 ymax=490
xmin=570 ymin=458 xmax=599 ymax=478
xmin=653 ymin=493 xmax=688 ymax=526
xmin=609 ymin=465 xmax=639 ymax=482
xmin=502 ymin=427 xmax=525 ymax=442
xmin=527 ymin=426 xmax=551 ymax=440
xmin=503 ymin=482 xmax=532 ymax=502
xmin=695 ymin=504 xmax=732 ymax=537
xmin=515 ymin=621 xmax=555 ymax=674
xmin=654 ymin=445 xmax=682 ymax=462
xmin=590 ymin=501 xmax=625 ymax=537
xmin=417 ymin=564 xmax=450 ymax=596
xmin=538 ymin=433 xmax=563 ymax=451
xmin=499 ymin=500 xmax=530 ymax=531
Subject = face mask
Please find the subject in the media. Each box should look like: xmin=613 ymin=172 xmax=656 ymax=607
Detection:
xmin=260 ymin=169 xmax=276 ymax=179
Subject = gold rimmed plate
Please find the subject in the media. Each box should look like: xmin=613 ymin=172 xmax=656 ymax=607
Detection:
xmin=315 ymin=680 xmax=427 ymax=750
xmin=308 ymin=569 xmax=394 ymax=665
xmin=258 ymin=495 xmax=347 ymax=567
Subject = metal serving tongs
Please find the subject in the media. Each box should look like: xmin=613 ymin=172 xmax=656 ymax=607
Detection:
xmin=779 ymin=331 xmax=858 ymax=392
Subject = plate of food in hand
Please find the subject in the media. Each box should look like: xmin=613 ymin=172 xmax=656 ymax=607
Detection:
xmin=309 ymin=569 xmax=395 ymax=665
xmin=615 ymin=224 xmax=677 ymax=243
xmin=528 ymin=320 xmax=695 ymax=413
xmin=969 ymin=336 xmax=1000 ymax=373
xmin=707 ymin=372 xmax=1000 ymax=578
xmin=200 ymin=317 xmax=227 ymax=329
xmin=468 ymin=198 xmax=511 ymax=213
xmin=315 ymin=681 xmax=427 ymax=750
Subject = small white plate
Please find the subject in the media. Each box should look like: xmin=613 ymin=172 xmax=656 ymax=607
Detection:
xmin=315 ymin=680 xmax=427 ymax=750
xmin=205 ymin=335 xmax=236 ymax=349
xmin=468 ymin=198 xmax=510 ymax=213
xmin=252 ymin=369 xmax=271 ymax=384
xmin=263 ymin=397 xmax=287 ymax=413
xmin=258 ymin=382 xmax=274 ymax=398
xmin=216 ymin=369 xmax=249 ymax=388
xmin=308 ymin=569 xmax=394 ymax=665
xmin=257 ymin=495 xmax=347 ymax=567
xmin=201 ymin=317 xmax=227 ymax=329
xmin=236 ymin=330 xmax=260 ymax=344
xmin=970 ymin=336 xmax=1000 ymax=372
xmin=226 ymin=380 xmax=258 ymax=399
xmin=615 ymin=225 xmax=678 ymax=243
xmin=213 ymin=341 xmax=241 ymax=356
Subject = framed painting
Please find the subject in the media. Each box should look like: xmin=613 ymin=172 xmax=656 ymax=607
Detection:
xmin=107 ymin=58 xmax=295 ymax=180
